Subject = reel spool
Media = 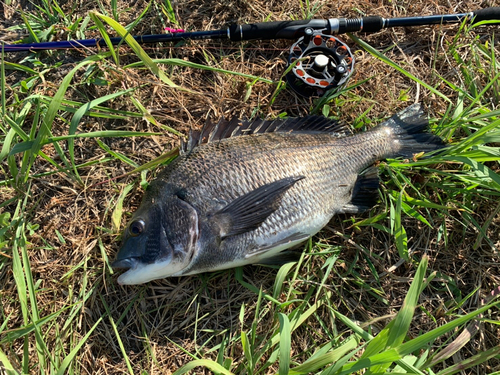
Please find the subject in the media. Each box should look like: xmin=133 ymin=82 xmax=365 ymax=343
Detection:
xmin=286 ymin=28 xmax=354 ymax=98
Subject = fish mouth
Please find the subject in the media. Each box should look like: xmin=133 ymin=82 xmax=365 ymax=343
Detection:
xmin=113 ymin=258 xmax=187 ymax=285
xmin=111 ymin=257 xmax=139 ymax=270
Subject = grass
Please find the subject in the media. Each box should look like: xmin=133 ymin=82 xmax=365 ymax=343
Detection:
xmin=1 ymin=0 xmax=500 ymax=374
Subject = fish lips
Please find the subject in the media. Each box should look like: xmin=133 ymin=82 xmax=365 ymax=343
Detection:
xmin=111 ymin=257 xmax=139 ymax=270
xmin=111 ymin=232 xmax=148 ymax=271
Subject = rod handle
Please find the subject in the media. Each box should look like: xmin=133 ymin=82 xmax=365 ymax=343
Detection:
xmin=360 ymin=16 xmax=384 ymax=32
xmin=472 ymin=7 xmax=500 ymax=23
xmin=228 ymin=19 xmax=330 ymax=41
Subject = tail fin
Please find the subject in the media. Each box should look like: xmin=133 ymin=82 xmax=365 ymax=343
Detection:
xmin=380 ymin=104 xmax=445 ymax=158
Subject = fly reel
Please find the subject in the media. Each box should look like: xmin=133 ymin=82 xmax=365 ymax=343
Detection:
xmin=286 ymin=28 xmax=354 ymax=98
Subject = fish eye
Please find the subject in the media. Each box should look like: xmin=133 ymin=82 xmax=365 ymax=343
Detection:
xmin=129 ymin=220 xmax=145 ymax=237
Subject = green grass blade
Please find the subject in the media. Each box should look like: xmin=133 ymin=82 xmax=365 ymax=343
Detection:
xmin=128 ymin=95 xmax=184 ymax=136
xmin=0 ymin=158 xmax=114 ymax=187
xmin=272 ymin=292 xmax=328 ymax=347
xmin=398 ymin=302 xmax=497 ymax=357
xmin=3 ymin=114 xmax=29 ymax=141
xmin=235 ymin=267 xmax=281 ymax=305
xmin=273 ymin=262 xmax=297 ymax=299
xmin=0 ymin=347 xmax=19 ymax=375
xmin=434 ymin=345 xmax=500 ymax=375
xmin=173 ymin=359 xmax=235 ymax=375
xmin=125 ymin=58 xmax=274 ymax=84
xmin=387 ymin=257 xmax=428 ymax=347
xmin=96 ymin=139 xmax=139 ymax=168
xmin=4 ymin=61 xmax=39 ymax=75
xmin=89 ymin=12 xmax=119 ymax=65
xmin=111 ymin=183 xmax=135 ymax=233
xmin=448 ymin=118 xmax=500 ymax=153
xmin=0 ymin=306 xmax=69 ymax=344
xmin=91 ymin=11 xmax=182 ymax=89
xmin=10 ymin=130 xmax=160 ymax=155
xmin=98 ymin=293 xmax=134 ymax=375
xmin=0 ymin=128 xmax=17 ymax=162
xmin=241 ymin=330 xmax=254 ymax=373
xmin=161 ymin=0 xmax=178 ymax=24
xmin=278 ymin=313 xmax=291 ymax=375
xmin=22 ymin=58 xmax=96 ymax=184
xmin=112 ymin=147 xmax=179 ymax=181
xmin=1 ymin=43 xmax=5 ymax=119
xmin=348 ymin=33 xmax=451 ymax=103
xmin=289 ymin=336 xmax=359 ymax=375
xmin=365 ymin=257 xmax=428 ymax=374
xmin=34 ymin=95 xmax=144 ymax=119
xmin=55 ymin=317 xmax=104 ymax=375
xmin=393 ymin=191 xmax=409 ymax=261
xmin=336 ymin=300 xmax=498 ymax=375
xmin=66 ymin=87 xmax=137 ymax=178
xmin=448 ymin=156 xmax=500 ymax=191
xmin=19 ymin=9 xmax=39 ymax=43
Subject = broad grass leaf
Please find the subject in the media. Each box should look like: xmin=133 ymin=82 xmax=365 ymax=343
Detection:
xmin=278 ymin=313 xmax=291 ymax=375
xmin=0 ymin=308 xmax=68 ymax=344
xmin=273 ymin=262 xmax=297 ymax=299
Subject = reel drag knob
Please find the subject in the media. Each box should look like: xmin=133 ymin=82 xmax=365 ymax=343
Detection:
xmin=313 ymin=54 xmax=329 ymax=70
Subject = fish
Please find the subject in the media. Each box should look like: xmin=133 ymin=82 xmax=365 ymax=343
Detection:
xmin=111 ymin=104 xmax=444 ymax=285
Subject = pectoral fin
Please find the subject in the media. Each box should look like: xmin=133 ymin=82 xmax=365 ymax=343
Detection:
xmin=213 ymin=176 xmax=304 ymax=238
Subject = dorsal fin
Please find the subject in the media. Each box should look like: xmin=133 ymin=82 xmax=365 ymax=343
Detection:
xmin=180 ymin=116 xmax=351 ymax=154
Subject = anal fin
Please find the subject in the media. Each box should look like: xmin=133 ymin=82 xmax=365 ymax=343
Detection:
xmin=256 ymin=250 xmax=303 ymax=266
xmin=341 ymin=167 xmax=380 ymax=214
xmin=246 ymin=232 xmax=310 ymax=259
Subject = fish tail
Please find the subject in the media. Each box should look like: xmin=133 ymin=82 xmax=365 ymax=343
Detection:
xmin=378 ymin=104 xmax=445 ymax=158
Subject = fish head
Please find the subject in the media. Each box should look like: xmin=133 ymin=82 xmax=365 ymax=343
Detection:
xmin=112 ymin=194 xmax=199 ymax=285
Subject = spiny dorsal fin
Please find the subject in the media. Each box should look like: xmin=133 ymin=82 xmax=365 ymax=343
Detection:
xmin=180 ymin=116 xmax=351 ymax=154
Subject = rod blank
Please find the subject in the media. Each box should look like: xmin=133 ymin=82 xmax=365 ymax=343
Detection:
xmin=2 ymin=7 xmax=499 ymax=53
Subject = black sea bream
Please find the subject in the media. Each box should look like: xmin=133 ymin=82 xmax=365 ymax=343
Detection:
xmin=112 ymin=104 xmax=444 ymax=285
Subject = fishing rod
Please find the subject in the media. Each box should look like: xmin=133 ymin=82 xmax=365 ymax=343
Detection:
xmin=4 ymin=7 xmax=500 ymax=52
xmin=3 ymin=7 xmax=500 ymax=96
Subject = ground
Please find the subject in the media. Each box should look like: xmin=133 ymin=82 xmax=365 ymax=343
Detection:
xmin=0 ymin=0 xmax=499 ymax=374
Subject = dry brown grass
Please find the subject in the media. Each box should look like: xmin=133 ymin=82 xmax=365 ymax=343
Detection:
xmin=1 ymin=0 xmax=499 ymax=374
